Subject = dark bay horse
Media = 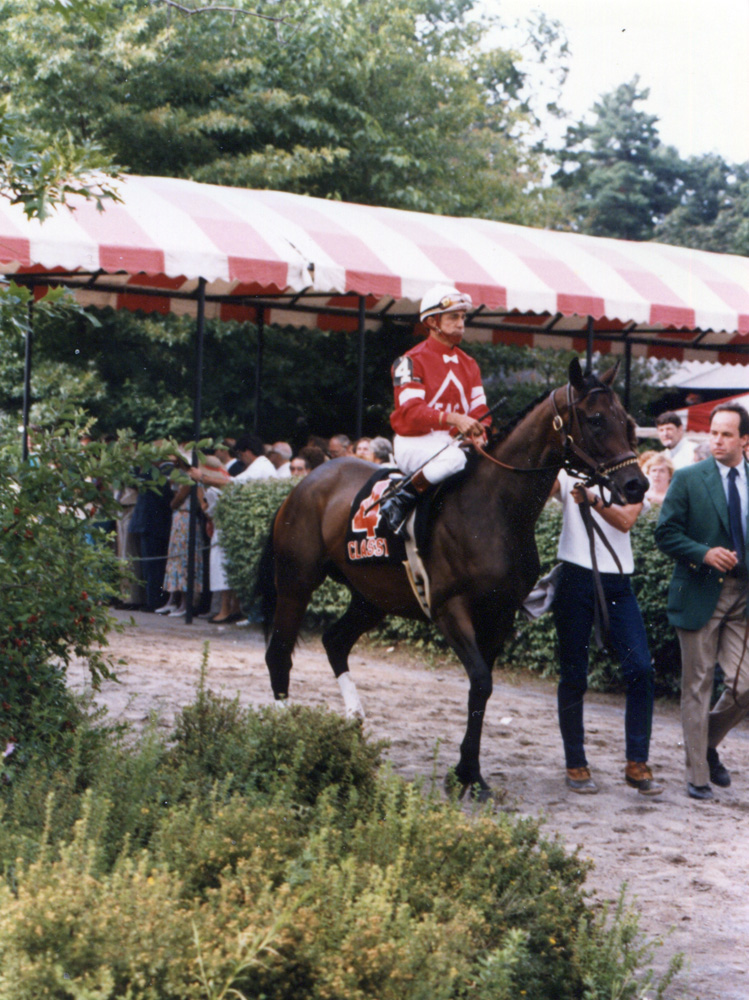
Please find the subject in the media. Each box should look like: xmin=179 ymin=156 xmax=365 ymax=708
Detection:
xmin=255 ymin=359 xmax=648 ymax=798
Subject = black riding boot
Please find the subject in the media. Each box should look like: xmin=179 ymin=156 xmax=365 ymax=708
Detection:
xmin=379 ymin=471 xmax=430 ymax=537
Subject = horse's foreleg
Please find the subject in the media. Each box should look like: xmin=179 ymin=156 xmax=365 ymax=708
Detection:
xmin=322 ymin=591 xmax=384 ymax=719
xmin=435 ymin=598 xmax=494 ymax=801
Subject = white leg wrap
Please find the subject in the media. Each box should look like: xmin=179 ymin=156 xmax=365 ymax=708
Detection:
xmin=337 ymin=672 xmax=365 ymax=720
xmin=273 ymin=697 xmax=289 ymax=710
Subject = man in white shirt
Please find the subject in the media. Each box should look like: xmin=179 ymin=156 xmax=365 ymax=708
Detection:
xmin=550 ymin=470 xmax=662 ymax=797
xmin=191 ymin=434 xmax=276 ymax=488
xmin=655 ymin=412 xmax=696 ymax=469
xmin=233 ymin=435 xmax=277 ymax=483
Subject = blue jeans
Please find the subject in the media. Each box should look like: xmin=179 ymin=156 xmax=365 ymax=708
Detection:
xmin=552 ymin=561 xmax=654 ymax=768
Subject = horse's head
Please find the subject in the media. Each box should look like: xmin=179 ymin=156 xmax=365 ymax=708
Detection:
xmin=564 ymin=358 xmax=648 ymax=505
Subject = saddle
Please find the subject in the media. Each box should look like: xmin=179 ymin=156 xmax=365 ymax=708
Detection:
xmin=345 ymin=467 xmax=469 ymax=618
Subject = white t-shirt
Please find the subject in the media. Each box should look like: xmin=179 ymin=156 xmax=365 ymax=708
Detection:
xmin=554 ymin=470 xmax=643 ymax=574
xmin=233 ymin=455 xmax=277 ymax=483
xmin=666 ymin=436 xmax=696 ymax=469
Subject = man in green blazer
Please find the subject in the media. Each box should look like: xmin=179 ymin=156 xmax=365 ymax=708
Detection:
xmin=655 ymin=403 xmax=749 ymax=800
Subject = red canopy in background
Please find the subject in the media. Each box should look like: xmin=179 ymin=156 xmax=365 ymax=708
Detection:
xmin=677 ymin=393 xmax=749 ymax=432
xmin=2 ymin=174 xmax=749 ymax=363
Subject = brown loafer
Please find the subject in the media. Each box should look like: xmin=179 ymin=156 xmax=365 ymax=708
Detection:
xmin=566 ymin=766 xmax=599 ymax=794
xmin=625 ymin=761 xmax=664 ymax=796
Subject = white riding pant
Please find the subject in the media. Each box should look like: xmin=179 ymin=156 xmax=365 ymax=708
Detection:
xmin=393 ymin=431 xmax=468 ymax=484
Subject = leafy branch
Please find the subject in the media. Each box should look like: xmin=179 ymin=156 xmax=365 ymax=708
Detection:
xmin=157 ymin=0 xmax=292 ymax=23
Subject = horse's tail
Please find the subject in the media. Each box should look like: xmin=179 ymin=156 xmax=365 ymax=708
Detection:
xmin=252 ymin=517 xmax=278 ymax=642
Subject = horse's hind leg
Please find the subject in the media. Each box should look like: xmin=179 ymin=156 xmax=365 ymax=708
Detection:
xmin=322 ymin=591 xmax=384 ymax=719
xmin=266 ymin=557 xmax=325 ymax=703
xmin=434 ymin=597 xmax=496 ymax=800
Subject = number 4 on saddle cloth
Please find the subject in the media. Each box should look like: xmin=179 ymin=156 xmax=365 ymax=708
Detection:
xmin=346 ymin=467 xmax=466 ymax=620
xmin=346 ymin=470 xmax=408 ymax=565
xmin=346 ymin=467 xmax=468 ymax=565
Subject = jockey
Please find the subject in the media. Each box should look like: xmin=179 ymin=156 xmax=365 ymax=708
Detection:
xmin=379 ymin=284 xmax=490 ymax=535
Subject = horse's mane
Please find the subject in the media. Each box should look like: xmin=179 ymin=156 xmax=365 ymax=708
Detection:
xmin=486 ymin=369 xmax=610 ymax=450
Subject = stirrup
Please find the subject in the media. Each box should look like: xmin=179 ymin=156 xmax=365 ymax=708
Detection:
xmin=380 ymin=493 xmax=417 ymax=536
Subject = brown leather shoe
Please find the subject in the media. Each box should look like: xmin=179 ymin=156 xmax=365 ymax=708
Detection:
xmin=625 ymin=761 xmax=664 ymax=796
xmin=565 ymin=766 xmax=599 ymax=794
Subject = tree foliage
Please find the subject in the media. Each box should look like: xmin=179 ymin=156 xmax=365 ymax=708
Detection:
xmin=553 ymin=75 xmax=749 ymax=255
xmin=0 ymin=408 xmax=175 ymax=750
xmin=0 ymin=0 xmax=564 ymax=225
xmin=552 ymin=77 xmax=686 ymax=240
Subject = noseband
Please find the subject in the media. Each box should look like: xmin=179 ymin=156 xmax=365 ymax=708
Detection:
xmin=475 ymin=382 xmax=640 ymax=499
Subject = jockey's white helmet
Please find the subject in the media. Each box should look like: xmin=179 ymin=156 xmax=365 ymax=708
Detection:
xmin=419 ymin=284 xmax=472 ymax=323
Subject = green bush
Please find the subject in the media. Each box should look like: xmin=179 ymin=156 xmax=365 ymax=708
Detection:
xmin=0 ymin=410 xmax=180 ymax=759
xmin=0 ymin=685 xmax=681 ymax=1000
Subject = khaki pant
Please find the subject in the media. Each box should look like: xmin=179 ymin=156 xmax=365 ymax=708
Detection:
xmin=677 ymin=577 xmax=749 ymax=787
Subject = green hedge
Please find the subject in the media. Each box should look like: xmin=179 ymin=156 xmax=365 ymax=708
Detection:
xmin=217 ymin=482 xmax=681 ymax=695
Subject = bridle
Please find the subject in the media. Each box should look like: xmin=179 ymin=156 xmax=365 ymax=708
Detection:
xmin=473 ymin=382 xmax=640 ymax=502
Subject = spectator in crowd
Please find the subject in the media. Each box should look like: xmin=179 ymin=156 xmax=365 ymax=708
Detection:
xmin=694 ymin=441 xmax=711 ymax=462
xmin=370 ymin=436 xmax=395 ymax=465
xmin=328 ymin=434 xmax=352 ymax=459
xmin=214 ymin=438 xmax=245 ymax=476
xmin=290 ymin=454 xmax=311 ymax=477
xmin=642 ymin=453 xmax=675 ymax=505
xmin=637 ymin=449 xmax=657 ymax=470
xmin=155 ymin=451 xmax=204 ymax=616
xmin=655 ymin=403 xmax=749 ymax=800
xmin=354 ymin=437 xmax=375 ymax=461
xmin=656 ymin=412 xmax=696 ymax=469
xmin=298 ymin=444 xmax=327 ymax=470
xmin=114 ymin=477 xmax=144 ymax=610
xmin=198 ymin=458 xmax=242 ymax=624
xmin=550 ymin=471 xmax=662 ymax=797
xmin=269 ymin=441 xmax=293 ymax=477
xmin=127 ymin=452 xmax=174 ymax=612
xmin=306 ymin=434 xmax=330 ymax=455
xmin=234 ymin=435 xmax=277 ymax=482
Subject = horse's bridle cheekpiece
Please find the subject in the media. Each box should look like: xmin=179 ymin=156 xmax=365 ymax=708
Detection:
xmin=475 ymin=381 xmax=639 ymax=505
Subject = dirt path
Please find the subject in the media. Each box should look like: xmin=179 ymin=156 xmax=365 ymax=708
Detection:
xmin=68 ymin=610 xmax=749 ymax=1000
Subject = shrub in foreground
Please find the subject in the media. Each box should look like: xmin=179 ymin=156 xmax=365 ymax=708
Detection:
xmin=0 ymin=688 xmax=681 ymax=1000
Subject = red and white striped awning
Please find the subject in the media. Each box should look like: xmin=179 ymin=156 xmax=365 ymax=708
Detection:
xmin=3 ymin=173 xmax=749 ymax=362
xmin=676 ymin=392 xmax=749 ymax=432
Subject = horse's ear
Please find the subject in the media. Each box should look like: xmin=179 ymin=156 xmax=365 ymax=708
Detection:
xmin=568 ymin=357 xmax=586 ymax=393
xmin=600 ymin=360 xmax=621 ymax=387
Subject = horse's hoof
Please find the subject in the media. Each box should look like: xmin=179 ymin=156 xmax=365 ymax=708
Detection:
xmin=459 ymin=781 xmax=494 ymax=804
xmin=445 ymin=767 xmax=493 ymax=803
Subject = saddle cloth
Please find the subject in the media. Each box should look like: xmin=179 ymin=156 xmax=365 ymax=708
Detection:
xmin=345 ymin=469 xmax=407 ymax=566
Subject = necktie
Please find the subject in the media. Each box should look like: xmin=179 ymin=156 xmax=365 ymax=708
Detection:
xmin=728 ymin=467 xmax=745 ymax=561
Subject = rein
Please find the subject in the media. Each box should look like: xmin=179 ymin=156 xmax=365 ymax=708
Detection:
xmin=473 ymin=382 xmax=639 ymax=500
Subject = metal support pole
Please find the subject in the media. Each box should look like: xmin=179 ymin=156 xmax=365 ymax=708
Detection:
xmin=22 ymin=300 xmax=33 ymax=462
xmin=623 ymin=339 xmax=632 ymax=412
xmin=185 ymin=278 xmax=206 ymax=625
xmin=253 ymin=308 xmax=265 ymax=435
xmin=586 ymin=315 xmax=594 ymax=373
xmin=356 ymin=295 xmax=366 ymax=439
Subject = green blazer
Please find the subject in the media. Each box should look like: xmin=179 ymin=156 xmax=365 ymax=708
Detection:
xmin=655 ymin=457 xmax=749 ymax=630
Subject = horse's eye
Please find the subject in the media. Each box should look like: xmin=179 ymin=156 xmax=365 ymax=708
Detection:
xmin=588 ymin=413 xmax=605 ymax=432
